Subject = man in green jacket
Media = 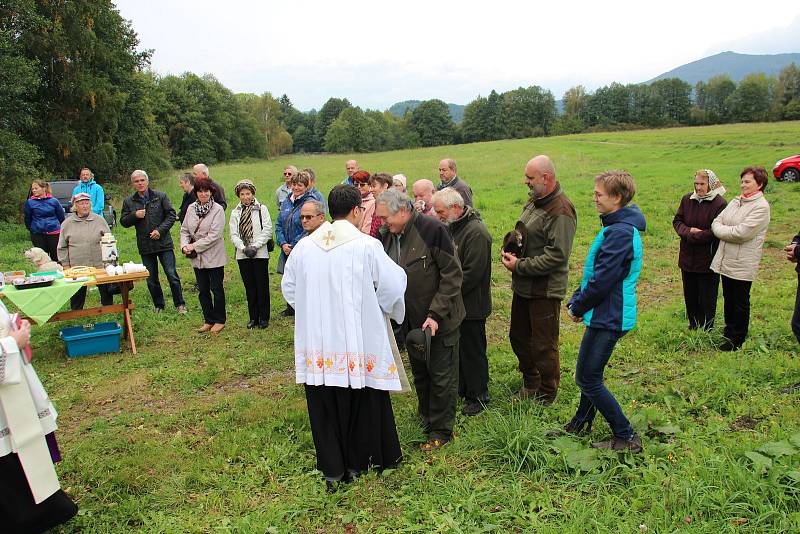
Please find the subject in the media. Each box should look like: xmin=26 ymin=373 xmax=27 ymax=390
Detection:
xmin=432 ymin=187 xmax=492 ymax=416
xmin=501 ymin=155 xmax=577 ymax=404
xmin=376 ymin=189 xmax=465 ymax=450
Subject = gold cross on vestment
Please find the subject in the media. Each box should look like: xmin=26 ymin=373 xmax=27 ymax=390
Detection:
xmin=322 ymin=231 xmax=335 ymax=246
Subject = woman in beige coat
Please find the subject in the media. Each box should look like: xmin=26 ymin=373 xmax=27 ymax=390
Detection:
xmin=181 ymin=178 xmax=227 ymax=333
xmin=710 ymin=166 xmax=771 ymax=351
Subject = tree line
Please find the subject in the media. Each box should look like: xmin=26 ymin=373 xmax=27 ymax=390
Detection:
xmin=2 ymin=0 xmax=800 ymax=221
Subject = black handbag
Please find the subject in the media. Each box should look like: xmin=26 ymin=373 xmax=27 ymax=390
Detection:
xmin=185 ymin=219 xmax=201 ymax=258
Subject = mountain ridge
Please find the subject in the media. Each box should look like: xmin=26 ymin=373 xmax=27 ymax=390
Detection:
xmin=384 ymin=51 xmax=800 ymax=119
xmin=647 ymin=51 xmax=800 ymax=85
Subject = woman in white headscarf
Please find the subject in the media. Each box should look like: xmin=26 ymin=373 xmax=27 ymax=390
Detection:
xmin=672 ymin=169 xmax=727 ymax=330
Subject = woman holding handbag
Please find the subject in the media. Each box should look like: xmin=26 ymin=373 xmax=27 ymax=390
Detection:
xmin=181 ymin=178 xmax=228 ymax=333
xmin=229 ymin=180 xmax=273 ymax=329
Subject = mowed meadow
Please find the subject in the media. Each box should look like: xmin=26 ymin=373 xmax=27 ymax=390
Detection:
xmin=2 ymin=121 xmax=800 ymax=533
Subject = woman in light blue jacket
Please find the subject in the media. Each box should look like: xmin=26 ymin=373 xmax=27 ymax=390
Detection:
xmin=71 ymin=168 xmax=105 ymax=216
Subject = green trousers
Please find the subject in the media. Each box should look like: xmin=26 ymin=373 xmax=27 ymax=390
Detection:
xmin=409 ymin=329 xmax=460 ymax=441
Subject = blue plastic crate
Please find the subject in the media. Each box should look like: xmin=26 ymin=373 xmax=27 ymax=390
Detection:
xmin=60 ymin=322 xmax=122 ymax=358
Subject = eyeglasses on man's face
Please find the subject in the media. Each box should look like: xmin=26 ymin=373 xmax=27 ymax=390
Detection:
xmin=300 ymin=214 xmax=322 ymax=221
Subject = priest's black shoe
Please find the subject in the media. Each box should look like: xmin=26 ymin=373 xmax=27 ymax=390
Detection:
xmin=246 ymin=320 xmax=257 ymax=329
xmin=258 ymin=320 xmax=269 ymax=329
xmin=718 ymin=339 xmax=739 ymax=351
xmin=281 ymin=306 xmax=295 ymax=317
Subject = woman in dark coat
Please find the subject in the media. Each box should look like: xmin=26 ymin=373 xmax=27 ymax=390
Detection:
xmin=672 ymin=169 xmax=727 ymax=330
xmin=24 ymin=179 xmax=65 ymax=262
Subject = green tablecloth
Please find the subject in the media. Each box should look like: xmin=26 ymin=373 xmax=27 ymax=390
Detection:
xmin=0 ymin=279 xmax=88 ymax=324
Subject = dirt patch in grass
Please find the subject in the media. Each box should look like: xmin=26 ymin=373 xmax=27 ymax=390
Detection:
xmin=58 ymin=369 xmax=295 ymax=430
xmin=197 ymin=371 xmax=294 ymax=400
xmin=729 ymin=415 xmax=763 ymax=432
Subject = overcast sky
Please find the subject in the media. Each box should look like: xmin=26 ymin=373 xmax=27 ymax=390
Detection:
xmin=114 ymin=1 xmax=800 ymax=111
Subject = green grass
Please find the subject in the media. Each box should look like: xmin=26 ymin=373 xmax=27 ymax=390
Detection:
xmin=3 ymin=121 xmax=800 ymax=532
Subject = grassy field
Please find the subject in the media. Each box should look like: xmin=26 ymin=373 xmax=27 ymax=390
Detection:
xmin=2 ymin=122 xmax=800 ymax=533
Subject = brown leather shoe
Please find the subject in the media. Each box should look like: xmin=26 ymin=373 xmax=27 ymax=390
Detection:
xmin=514 ymin=387 xmax=538 ymax=400
xmin=591 ymin=434 xmax=642 ymax=453
xmin=197 ymin=323 xmax=213 ymax=333
xmin=209 ymin=323 xmax=225 ymax=334
xmin=420 ymin=438 xmax=450 ymax=452
xmin=533 ymin=393 xmax=556 ymax=406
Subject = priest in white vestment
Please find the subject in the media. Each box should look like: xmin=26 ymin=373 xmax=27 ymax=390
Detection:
xmin=0 ymin=301 xmax=78 ymax=531
xmin=281 ymin=184 xmax=407 ymax=490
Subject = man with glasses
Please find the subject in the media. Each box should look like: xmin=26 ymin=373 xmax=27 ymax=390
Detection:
xmin=277 ymin=165 xmax=298 ymax=211
xmin=376 ymin=188 xmax=464 ymax=451
xmin=299 ymin=200 xmax=326 ymax=237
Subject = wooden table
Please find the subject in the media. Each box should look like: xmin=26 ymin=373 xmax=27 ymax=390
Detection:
xmin=2 ymin=270 xmax=149 ymax=354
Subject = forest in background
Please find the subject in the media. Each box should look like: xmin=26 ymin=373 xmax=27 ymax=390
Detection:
xmin=3 ymin=0 xmax=800 ymax=220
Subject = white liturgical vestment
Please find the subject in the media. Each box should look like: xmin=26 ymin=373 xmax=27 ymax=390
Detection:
xmin=281 ymin=220 xmax=407 ymax=391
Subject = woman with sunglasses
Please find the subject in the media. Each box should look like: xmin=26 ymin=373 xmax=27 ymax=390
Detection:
xmin=352 ymin=170 xmax=375 ymax=235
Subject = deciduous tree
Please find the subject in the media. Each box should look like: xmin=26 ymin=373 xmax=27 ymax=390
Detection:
xmin=409 ymin=100 xmax=454 ymax=147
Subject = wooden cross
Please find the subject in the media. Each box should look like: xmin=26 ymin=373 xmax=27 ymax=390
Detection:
xmin=323 ymin=231 xmax=335 ymax=246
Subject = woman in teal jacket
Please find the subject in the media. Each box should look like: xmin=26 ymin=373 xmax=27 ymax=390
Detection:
xmin=566 ymin=170 xmax=645 ymax=453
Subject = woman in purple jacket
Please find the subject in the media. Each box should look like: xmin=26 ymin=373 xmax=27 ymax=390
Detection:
xmin=24 ymin=179 xmax=66 ymax=262
xmin=672 ymin=170 xmax=727 ymax=330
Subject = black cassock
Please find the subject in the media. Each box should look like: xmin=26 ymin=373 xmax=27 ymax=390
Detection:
xmin=304 ymin=384 xmax=402 ymax=482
